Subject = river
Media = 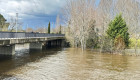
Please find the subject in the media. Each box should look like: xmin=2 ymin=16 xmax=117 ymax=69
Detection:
xmin=0 ymin=48 xmax=140 ymax=80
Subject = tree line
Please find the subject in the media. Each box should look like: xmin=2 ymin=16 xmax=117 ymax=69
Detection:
xmin=63 ymin=0 xmax=139 ymax=52
xmin=26 ymin=22 xmax=62 ymax=34
xmin=0 ymin=13 xmax=62 ymax=34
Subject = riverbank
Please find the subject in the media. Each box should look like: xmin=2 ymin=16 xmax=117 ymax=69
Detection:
xmin=91 ymin=49 xmax=140 ymax=56
xmin=123 ymin=49 xmax=140 ymax=56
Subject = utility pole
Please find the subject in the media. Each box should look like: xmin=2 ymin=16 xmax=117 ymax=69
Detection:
xmin=16 ymin=13 xmax=18 ymax=32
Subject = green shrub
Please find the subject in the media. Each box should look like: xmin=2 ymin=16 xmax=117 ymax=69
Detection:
xmin=129 ymin=38 xmax=140 ymax=49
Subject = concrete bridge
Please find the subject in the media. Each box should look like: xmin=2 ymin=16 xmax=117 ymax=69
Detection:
xmin=0 ymin=32 xmax=65 ymax=55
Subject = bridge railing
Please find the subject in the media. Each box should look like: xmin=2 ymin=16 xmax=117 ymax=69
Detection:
xmin=0 ymin=32 xmax=65 ymax=38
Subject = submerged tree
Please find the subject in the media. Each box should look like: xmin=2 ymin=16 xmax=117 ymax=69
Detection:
xmin=63 ymin=0 xmax=96 ymax=50
xmin=106 ymin=14 xmax=129 ymax=49
xmin=48 ymin=22 xmax=51 ymax=34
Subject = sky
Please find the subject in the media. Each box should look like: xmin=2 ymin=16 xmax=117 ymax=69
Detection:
xmin=0 ymin=0 xmax=66 ymax=30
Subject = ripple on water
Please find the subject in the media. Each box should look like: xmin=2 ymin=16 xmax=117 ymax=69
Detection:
xmin=1 ymin=48 xmax=140 ymax=80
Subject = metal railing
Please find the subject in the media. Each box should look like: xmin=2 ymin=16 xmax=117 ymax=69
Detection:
xmin=0 ymin=32 xmax=65 ymax=39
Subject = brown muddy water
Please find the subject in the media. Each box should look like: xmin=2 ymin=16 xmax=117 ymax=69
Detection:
xmin=0 ymin=48 xmax=140 ymax=80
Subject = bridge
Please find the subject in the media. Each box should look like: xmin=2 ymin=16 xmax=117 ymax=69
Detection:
xmin=0 ymin=32 xmax=65 ymax=55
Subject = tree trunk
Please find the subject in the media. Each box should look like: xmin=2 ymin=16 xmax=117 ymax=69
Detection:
xmin=135 ymin=38 xmax=138 ymax=55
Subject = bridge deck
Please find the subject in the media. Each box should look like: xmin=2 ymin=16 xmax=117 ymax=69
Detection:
xmin=0 ymin=32 xmax=65 ymax=45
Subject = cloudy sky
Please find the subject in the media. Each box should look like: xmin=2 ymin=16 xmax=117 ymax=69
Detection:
xmin=0 ymin=0 xmax=66 ymax=29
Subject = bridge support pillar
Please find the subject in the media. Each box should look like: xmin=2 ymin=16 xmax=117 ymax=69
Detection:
xmin=57 ymin=40 xmax=62 ymax=46
xmin=0 ymin=45 xmax=15 ymax=55
xmin=15 ymin=43 xmax=30 ymax=51
xmin=61 ymin=39 xmax=65 ymax=47
xmin=30 ymin=42 xmax=42 ymax=50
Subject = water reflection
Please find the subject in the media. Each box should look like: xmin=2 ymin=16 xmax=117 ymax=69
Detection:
xmin=0 ymin=48 xmax=140 ymax=80
xmin=0 ymin=48 xmax=62 ymax=79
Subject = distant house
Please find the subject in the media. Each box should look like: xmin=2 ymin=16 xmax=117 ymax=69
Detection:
xmin=0 ymin=14 xmax=9 ymax=31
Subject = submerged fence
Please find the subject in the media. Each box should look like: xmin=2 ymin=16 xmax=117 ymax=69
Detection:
xmin=0 ymin=32 xmax=65 ymax=38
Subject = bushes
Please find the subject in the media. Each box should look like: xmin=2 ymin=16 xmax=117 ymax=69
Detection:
xmin=129 ymin=38 xmax=140 ymax=48
xmin=86 ymin=37 xmax=99 ymax=49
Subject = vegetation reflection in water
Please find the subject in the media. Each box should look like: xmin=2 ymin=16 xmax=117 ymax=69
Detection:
xmin=0 ymin=48 xmax=140 ymax=80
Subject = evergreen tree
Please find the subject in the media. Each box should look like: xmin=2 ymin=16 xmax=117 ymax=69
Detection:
xmin=106 ymin=14 xmax=129 ymax=47
xmin=48 ymin=22 xmax=50 ymax=34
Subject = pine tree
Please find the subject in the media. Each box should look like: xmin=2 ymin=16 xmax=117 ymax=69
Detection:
xmin=106 ymin=14 xmax=129 ymax=48
xmin=48 ymin=22 xmax=50 ymax=34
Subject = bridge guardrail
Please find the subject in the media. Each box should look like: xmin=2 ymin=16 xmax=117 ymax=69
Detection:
xmin=0 ymin=32 xmax=65 ymax=39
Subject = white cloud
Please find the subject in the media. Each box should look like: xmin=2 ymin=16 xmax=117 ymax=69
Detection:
xmin=0 ymin=0 xmax=66 ymax=20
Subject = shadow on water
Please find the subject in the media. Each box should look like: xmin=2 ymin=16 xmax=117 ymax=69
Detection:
xmin=0 ymin=74 xmax=21 ymax=80
xmin=0 ymin=47 xmax=63 ymax=79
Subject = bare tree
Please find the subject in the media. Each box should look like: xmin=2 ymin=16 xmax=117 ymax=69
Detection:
xmin=9 ymin=16 xmax=16 ymax=31
xmin=54 ymin=15 xmax=61 ymax=33
xmin=26 ymin=27 xmax=33 ymax=32
xmin=9 ymin=16 xmax=23 ymax=32
xmin=56 ymin=15 xmax=60 ymax=28
xmin=35 ymin=26 xmax=47 ymax=33
xmin=63 ymin=0 xmax=96 ymax=50
xmin=132 ymin=0 xmax=140 ymax=54
xmin=96 ymin=0 xmax=113 ymax=52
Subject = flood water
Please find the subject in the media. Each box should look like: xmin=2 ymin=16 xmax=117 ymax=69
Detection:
xmin=0 ymin=48 xmax=140 ymax=80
